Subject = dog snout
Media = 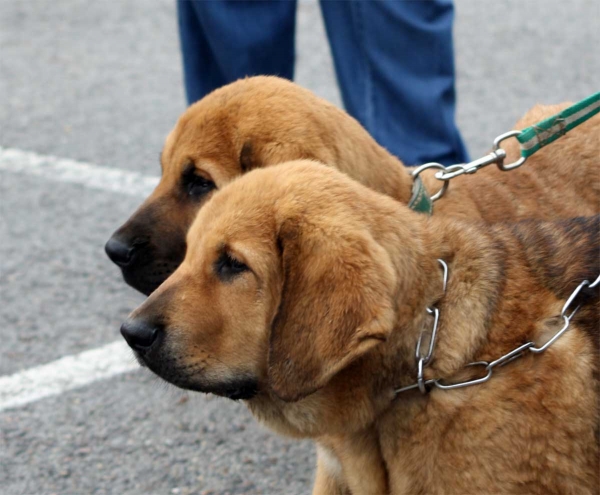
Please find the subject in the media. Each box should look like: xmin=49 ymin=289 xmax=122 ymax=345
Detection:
xmin=105 ymin=235 xmax=146 ymax=267
xmin=120 ymin=318 xmax=163 ymax=352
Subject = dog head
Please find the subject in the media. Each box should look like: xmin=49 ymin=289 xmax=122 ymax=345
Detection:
xmin=105 ymin=76 xmax=349 ymax=295
xmin=121 ymin=161 xmax=402 ymax=408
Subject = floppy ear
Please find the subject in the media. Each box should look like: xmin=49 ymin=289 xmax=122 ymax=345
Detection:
xmin=268 ymin=218 xmax=397 ymax=402
xmin=239 ymin=141 xmax=259 ymax=172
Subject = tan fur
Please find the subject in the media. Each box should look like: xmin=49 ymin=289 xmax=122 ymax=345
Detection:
xmin=127 ymin=162 xmax=599 ymax=494
xmin=109 ymin=76 xmax=600 ymax=295
xmin=160 ymin=78 xmax=599 ymax=221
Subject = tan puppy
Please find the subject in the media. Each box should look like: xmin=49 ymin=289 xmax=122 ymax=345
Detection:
xmin=121 ymin=162 xmax=599 ymax=494
xmin=105 ymin=76 xmax=600 ymax=295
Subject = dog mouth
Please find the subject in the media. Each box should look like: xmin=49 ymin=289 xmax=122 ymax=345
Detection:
xmin=121 ymin=259 xmax=182 ymax=295
xmin=130 ymin=350 xmax=148 ymax=368
xmin=162 ymin=372 xmax=259 ymax=401
xmin=134 ymin=351 xmax=259 ymax=401
xmin=186 ymin=379 xmax=259 ymax=401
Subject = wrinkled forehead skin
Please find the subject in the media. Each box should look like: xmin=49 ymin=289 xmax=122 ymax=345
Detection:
xmin=186 ymin=160 xmax=384 ymax=272
xmin=160 ymin=107 xmax=238 ymax=188
xmin=161 ymin=75 xmax=341 ymax=186
xmin=107 ymin=76 xmax=356 ymax=296
xmin=184 ymin=167 xmax=284 ymax=270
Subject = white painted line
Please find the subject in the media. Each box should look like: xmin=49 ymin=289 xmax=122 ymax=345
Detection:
xmin=0 ymin=146 xmax=159 ymax=197
xmin=0 ymin=340 xmax=139 ymax=412
xmin=0 ymin=147 xmax=150 ymax=410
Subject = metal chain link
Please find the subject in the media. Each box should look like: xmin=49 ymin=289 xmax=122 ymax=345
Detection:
xmin=413 ymin=259 xmax=448 ymax=393
xmin=396 ymin=259 xmax=448 ymax=395
xmin=395 ymin=273 xmax=599 ymax=396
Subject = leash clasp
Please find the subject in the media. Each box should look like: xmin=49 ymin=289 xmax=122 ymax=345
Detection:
xmin=411 ymin=163 xmax=449 ymax=203
xmin=493 ymin=131 xmax=527 ymax=171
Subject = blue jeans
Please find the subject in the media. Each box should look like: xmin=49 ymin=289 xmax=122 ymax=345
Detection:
xmin=177 ymin=0 xmax=469 ymax=166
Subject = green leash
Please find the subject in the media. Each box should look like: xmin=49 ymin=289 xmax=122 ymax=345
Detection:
xmin=409 ymin=91 xmax=600 ymax=214
xmin=517 ymin=92 xmax=600 ymax=158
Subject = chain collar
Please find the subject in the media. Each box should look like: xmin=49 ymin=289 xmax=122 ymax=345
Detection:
xmin=395 ymin=267 xmax=600 ymax=397
xmin=413 ymin=259 xmax=447 ymax=393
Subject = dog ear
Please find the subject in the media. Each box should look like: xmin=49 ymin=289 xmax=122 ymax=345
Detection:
xmin=268 ymin=218 xmax=397 ymax=402
xmin=240 ymin=141 xmax=259 ymax=172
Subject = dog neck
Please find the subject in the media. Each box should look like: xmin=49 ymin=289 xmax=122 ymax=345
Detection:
xmin=373 ymin=215 xmax=512 ymax=400
xmin=377 ymin=214 xmax=599 ymax=402
xmin=316 ymin=214 xmax=598 ymax=495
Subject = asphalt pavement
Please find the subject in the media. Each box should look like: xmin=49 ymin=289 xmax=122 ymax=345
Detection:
xmin=1 ymin=0 xmax=598 ymax=494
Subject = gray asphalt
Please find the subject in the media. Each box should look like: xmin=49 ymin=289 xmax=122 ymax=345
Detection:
xmin=1 ymin=0 xmax=598 ymax=494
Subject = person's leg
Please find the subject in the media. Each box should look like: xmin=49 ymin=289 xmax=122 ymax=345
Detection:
xmin=177 ymin=0 xmax=297 ymax=105
xmin=319 ymin=0 xmax=468 ymax=166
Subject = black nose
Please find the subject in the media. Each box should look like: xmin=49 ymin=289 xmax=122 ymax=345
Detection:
xmin=120 ymin=319 xmax=162 ymax=351
xmin=105 ymin=236 xmax=138 ymax=267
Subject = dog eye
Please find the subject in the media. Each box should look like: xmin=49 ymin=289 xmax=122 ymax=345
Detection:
xmin=181 ymin=165 xmax=215 ymax=198
xmin=215 ymin=252 xmax=249 ymax=281
xmin=187 ymin=175 xmax=215 ymax=197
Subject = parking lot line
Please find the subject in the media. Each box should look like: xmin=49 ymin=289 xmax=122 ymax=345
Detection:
xmin=0 ymin=340 xmax=138 ymax=412
xmin=0 ymin=146 xmax=158 ymax=197
xmin=1 ymin=146 xmax=151 ymax=411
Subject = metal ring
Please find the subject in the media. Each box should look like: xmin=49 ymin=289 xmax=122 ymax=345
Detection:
xmin=493 ymin=130 xmax=520 ymax=149
xmin=415 ymin=332 xmax=425 ymax=361
xmin=417 ymin=359 xmax=427 ymax=394
xmin=420 ymin=307 xmax=440 ymax=365
xmin=433 ymin=361 xmax=492 ymax=390
xmin=411 ymin=162 xmax=449 ymax=202
xmin=435 ymin=164 xmax=466 ymax=181
xmin=588 ymin=274 xmax=600 ymax=289
xmin=486 ymin=342 xmax=534 ymax=369
xmin=529 ymin=315 xmax=570 ymax=353
xmin=414 ymin=260 xmax=447 ymax=369
xmin=437 ymin=259 xmax=448 ymax=292
xmin=493 ymin=130 xmax=526 ymax=171
xmin=395 ymin=378 xmax=437 ymax=396
xmin=561 ymin=280 xmax=590 ymax=318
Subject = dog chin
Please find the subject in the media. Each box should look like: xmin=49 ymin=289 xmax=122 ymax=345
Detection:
xmin=121 ymin=269 xmax=167 ymax=296
xmin=143 ymin=363 xmax=259 ymax=401
xmin=191 ymin=379 xmax=260 ymax=401
xmin=176 ymin=380 xmax=259 ymax=401
xmin=120 ymin=258 xmax=182 ymax=296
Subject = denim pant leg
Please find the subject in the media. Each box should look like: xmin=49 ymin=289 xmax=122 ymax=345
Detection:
xmin=177 ymin=0 xmax=297 ymax=105
xmin=319 ymin=0 xmax=469 ymax=166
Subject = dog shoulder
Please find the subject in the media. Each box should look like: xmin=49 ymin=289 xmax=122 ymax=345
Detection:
xmin=507 ymin=216 xmax=599 ymax=343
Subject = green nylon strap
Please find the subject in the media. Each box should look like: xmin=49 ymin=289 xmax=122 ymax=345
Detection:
xmin=408 ymin=175 xmax=433 ymax=215
xmin=517 ymin=91 xmax=600 ymax=158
